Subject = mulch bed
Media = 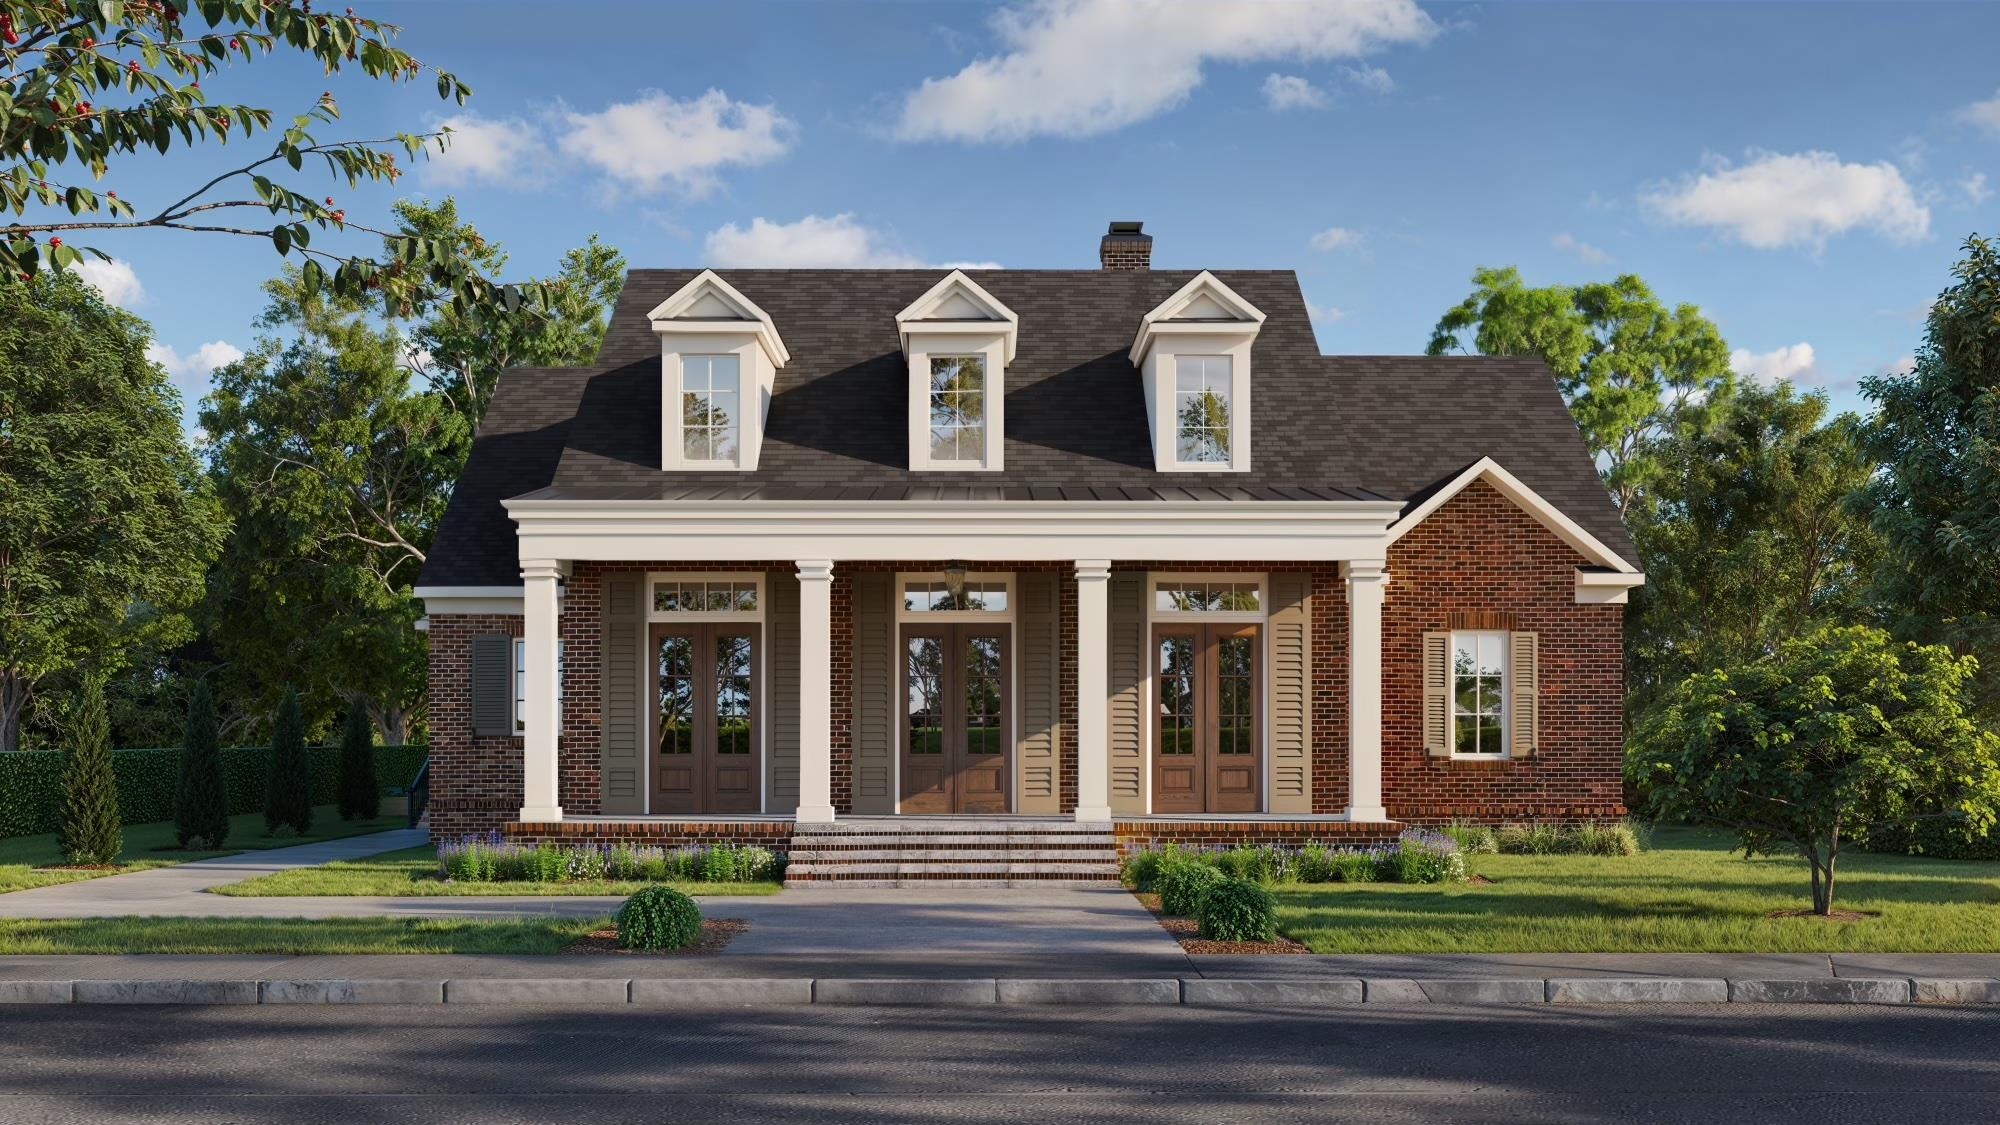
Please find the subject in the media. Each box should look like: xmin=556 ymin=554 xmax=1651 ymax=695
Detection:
xmin=1766 ymin=908 xmax=1880 ymax=923
xmin=564 ymin=918 xmax=748 ymax=955
xmin=1135 ymin=892 xmax=1310 ymax=955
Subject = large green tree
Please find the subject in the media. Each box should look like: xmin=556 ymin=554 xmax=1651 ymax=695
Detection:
xmin=1 ymin=0 xmax=550 ymax=315
xmin=1426 ymin=267 xmax=1735 ymax=507
xmin=0 ymin=268 xmax=225 ymax=751
xmin=1625 ymin=383 xmax=1881 ymax=720
xmin=1635 ymin=625 xmax=2000 ymax=915
xmin=1858 ymin=234 xmax=2000 ymax=711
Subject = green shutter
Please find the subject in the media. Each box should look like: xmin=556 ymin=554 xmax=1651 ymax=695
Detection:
xmin=470 ymin=634 xmax=513 ymax=738
xmin=1268 ymin=572 xmax=1312 ymax=814
xmin=1016 ymin=571 xmax=1061 ymax=814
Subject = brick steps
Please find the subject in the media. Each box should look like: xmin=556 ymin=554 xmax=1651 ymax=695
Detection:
xmin=786 ymin=820 xmax=1122 ymax=887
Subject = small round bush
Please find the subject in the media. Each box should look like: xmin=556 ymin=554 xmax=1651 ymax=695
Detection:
xmin=1122 ymin=848 xmax=1165 ymax=891
xmin=615 ymin=886 xmax=703 ymax=950
xmin=1198 ymin=878 xmax=1277 ymax=942
xmin=1156 ymin=857 xmax=1227 ymax=916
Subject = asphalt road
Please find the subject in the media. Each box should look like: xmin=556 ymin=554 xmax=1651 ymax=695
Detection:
xmin=2 ymin=1004 xmax=1997 ymax=1123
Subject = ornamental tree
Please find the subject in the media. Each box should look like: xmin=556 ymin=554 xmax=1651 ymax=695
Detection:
xmin=1426 ymin=266 xmax=1735 ymax=508
xmin=0 ymin=0 xmax=548 ymax=315
xmin=334 ymin=694 xmax=375 ymax=821
xmin=263 ymin=684 xmax=310 ymax=835
xmin=1634 ymin=625 xmax=2000 ymax=916
xmin=58 ymin=675 xmax=120 ymax=864
xmin=173 ymin=676 xmax=227 ymax=849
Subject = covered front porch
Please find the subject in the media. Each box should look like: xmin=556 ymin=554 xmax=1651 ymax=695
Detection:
xmin=504 ymin=493 xmax=1406 ymax=832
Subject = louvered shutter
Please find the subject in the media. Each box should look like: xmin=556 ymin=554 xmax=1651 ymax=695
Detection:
xmin=1509 ymin=631 xmax=1539 ymax=758
xmin=1421 ymin=631 xmax=1451 ymax=757
xmin=470 ymin=634 xmax=514 ymax=738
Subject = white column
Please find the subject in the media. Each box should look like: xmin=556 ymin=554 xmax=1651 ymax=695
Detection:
xmin=1073 ymin=560 xmax=1114 ymax=823
xmin=794 ymin=560 xmax=838 ymax=824
xmin=519 ymin=560 xmax=564 ymax=822
xmin=1344 ymin=560 xmax=1390 ymax=822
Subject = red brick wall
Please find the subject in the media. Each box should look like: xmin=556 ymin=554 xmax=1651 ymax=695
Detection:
xmin=1380 ymin=479 xmax=1628 ymax=822
xmin=426 ymin=613 xmax=525 ymax=841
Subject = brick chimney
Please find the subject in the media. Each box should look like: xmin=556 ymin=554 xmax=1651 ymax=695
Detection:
xmin=1099 ymin=221 xmax=1152 ymax=271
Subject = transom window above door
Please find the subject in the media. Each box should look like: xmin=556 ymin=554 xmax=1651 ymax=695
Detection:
xmin=901 ymin=577 xmax=1010 ymax=614
xmin=1153 ymin=578 xmax=1262 ymax=615
xmin=651 ymin=576 xmax=761 ymax=617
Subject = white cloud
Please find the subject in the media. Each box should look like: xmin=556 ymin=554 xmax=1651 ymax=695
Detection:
xmin=1958 ymin=89 xmax=2000 ymax=136
xmin=1261 ymin=73 xmax=1327 ymax=111
xmin=1340 ymin=63 xmax=1394 ymax=93
xmin=147 ymin=340 xmax=244 ymax=382
xmin=1962 ymin=172 xmax=1993 ymax=206
xmin=424 ymin=113 xmax=554 ymax=188
xmin=894 ymin=0 xmax=1436 ymax=142
xmin=1730 ymin=342 xmax=1818 ymax=387
xmin=703 ymin=214 xmax=926 ymax=268
xmin=559 ymin=89 xmax=793 ymax=197
xmin=1309 ymin=226 xmax=1364 ymax=253
xmin=73 ymin=257 xmax=144 ymax=307
xmin=1551 ymin=232 xmax=1611 ymax=265
xmin=1310 ymin=303 xmax=1348 ymax=323
xmin=1642 ymin=150 xmax=1930 ymax=250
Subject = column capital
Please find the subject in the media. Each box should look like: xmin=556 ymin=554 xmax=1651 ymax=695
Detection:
xmin=1074 ymin=559 xmax=1113 ymax=581
xmin=1340 ymin=560 xmax=1389 ymax=585
xmin=795 ymin=559 xmax=835 ymax=583
xmin=520 ymin=559 xmax=566 ymax=582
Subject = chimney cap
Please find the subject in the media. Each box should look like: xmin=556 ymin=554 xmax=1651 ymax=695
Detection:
xmin=1106 ymin=220 xmax=1146 ymax=237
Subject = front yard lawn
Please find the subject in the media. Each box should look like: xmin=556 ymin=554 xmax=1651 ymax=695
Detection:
xmin=0 ymin=916 xmax=601 ymax=955
xmin=209 ymin=846 xmax=783 ymax=898
xmin=0 ymin=805 xmax=408 ymax=895
xmin=1273 ymin=827 xmax=2000 ymax=953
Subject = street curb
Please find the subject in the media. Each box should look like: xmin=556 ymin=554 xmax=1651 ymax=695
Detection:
xmin=1 ymin=976 xmax=1991 ymax=1006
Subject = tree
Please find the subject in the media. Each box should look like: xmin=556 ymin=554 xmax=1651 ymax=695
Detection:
xmin=1625 ymin=383 xmax=1881 ymax=720
xmin=174 ymin=676 xmax=227 ymax=849
xmin=263 ymin=685 xmax=310 ymax=835
xmin=334 ymin=695 xmax=377 ymax=821
xmin=1635 ymin=625 xmax=2000 ymax=915
xmin=58 ymin=675 xmax=120 ymax=865
xmin=0 ymin=0 xmax=550 ymax=316
xmin=1858 ymin=234 xmax=2000 ymax=713
xmin=1426 ymin=267 xmax=1734 ymax=507
xmin=400 ymin=199 xmax=625 ymax=426
xmin=0 ymin=268 xmax=226 ymax=751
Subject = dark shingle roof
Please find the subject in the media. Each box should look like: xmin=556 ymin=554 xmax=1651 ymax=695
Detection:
xmin=420 ymin=269 xmax=1633 ymax=588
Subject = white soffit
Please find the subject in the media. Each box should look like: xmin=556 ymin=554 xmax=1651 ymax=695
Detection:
xmin=1386 ymin=456 xmax=1642 ymax=575
xmin=896 ymin=269 xmax=1019 ymax=362
xmin=647 ymin=269 xmax=790 ymax=367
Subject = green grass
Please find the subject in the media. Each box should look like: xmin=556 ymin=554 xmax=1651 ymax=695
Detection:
xmin=0 ymin=915 xmax=602 ymax=955
xmin=1271 ymin=826 xmax=2000 ymax=953
xmin=209 ymin=846 xmax=783 ymax=898
xmin=0 ymin=804 xmax=407 ymax=896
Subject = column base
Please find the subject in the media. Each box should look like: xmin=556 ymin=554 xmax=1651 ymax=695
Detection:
xmin=1073 ymin=806 xmax=1113 ymax=824
xmin=1343 ymin=805 xmax=1391 ymax=823
xmin=793 ymin=805 xmax=838 ymax=825
xmin=518 ymin=806 xmax=564 ymax=823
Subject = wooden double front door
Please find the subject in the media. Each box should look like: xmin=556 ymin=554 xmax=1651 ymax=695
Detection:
xmin=652 ymin=623 xmax=761 ymax=814
xmin=901 ymin=623 xmax=1011 ymax=814
xmin=1153 ymin=622 xmax=1261 ymax=814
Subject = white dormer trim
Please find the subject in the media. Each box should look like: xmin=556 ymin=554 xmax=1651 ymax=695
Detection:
xmin=898 ymin=270 xmax=1016 ymax=472
xmin=1131 ymin=271 xmax=1265 ymax=474
xmin=648 ymin=271 xmax=788 ymax=472
xmin=1385 ymin=456 xmax=1644 ymax=582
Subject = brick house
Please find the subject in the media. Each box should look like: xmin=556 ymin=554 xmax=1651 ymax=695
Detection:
xmin=414 ymin=222 xmax=1641 ymax=878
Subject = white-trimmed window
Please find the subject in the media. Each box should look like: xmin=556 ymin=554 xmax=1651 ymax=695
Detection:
xmin=1153 ymin=578 xmax=1261 ymax=615
xmin=1173 ymin=355 xmax=1233 ymax=464
xmin=653 ymin=578 xmax=759 ymax=615
xmin=513 ymin=639 xmax=565 ymax=734
xmin=896 ymin=573 xmax=1014 ymax=619
xmin=680 ymin=355 xmax=741 ymax=465
xmin=1451 ymin=631 xmax=1507 ymax=756
xmin=927 ymin=355 xmax=987 ymax=464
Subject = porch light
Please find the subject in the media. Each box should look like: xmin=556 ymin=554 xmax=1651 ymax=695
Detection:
xmin=942 ymin=561 xmax=969 ymax=605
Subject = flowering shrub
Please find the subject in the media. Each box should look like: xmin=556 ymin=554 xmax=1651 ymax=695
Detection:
xmin=438 ymin=834 xmax=783 ymax=884
xmin=1125 ymin=835 xmax=1467 ymax=889
xmin=1394 ymin=829 xmax=1468 ymax=884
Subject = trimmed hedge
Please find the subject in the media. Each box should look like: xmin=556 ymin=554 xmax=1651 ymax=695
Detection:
xmin=0 ymin=745 xmax=426 ymax=839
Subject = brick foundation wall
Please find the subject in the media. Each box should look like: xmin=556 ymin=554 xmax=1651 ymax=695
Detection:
xmin=426 ymin=613 xmax=525 ymax=841
xmin=1113 ymin=818 xmax=1400 ymax=856
xmin=1380 ymin=479 xmax=1628 ymax=823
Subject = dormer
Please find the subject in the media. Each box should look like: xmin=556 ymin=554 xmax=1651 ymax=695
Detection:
xmin=1130 ymin=271 xmax=1265 ymax=473
xmin=648 ymin=270 xmax=789 ymax=471
xmin=897 ymin=270 xmax=1018 ymax=472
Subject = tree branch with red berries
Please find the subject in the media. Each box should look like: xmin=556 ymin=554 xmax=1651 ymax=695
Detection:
xmin=0 ymin=0 xmax=551 ymax=316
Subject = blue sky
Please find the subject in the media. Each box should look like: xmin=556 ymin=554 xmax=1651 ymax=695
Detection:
xmin=76 ymin=1 xmax=2000 ymax=427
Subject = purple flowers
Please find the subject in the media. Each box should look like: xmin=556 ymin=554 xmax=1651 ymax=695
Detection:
xmin=435 ymin=834 xmax=780 ymax=884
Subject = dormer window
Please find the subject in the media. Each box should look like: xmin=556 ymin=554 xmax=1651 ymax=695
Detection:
xmin=898 ymin=270 xmax=1017 ymax=472
xmin=1174 ymin=355 xmax=1233 ymax=463
xmin=681 ymin=355 xmax=741 ymax=464
xmin=1131 ymin=271 xmax=1265 ymax=473
xmin=648 ymin=270 xmax=788 ymax=472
